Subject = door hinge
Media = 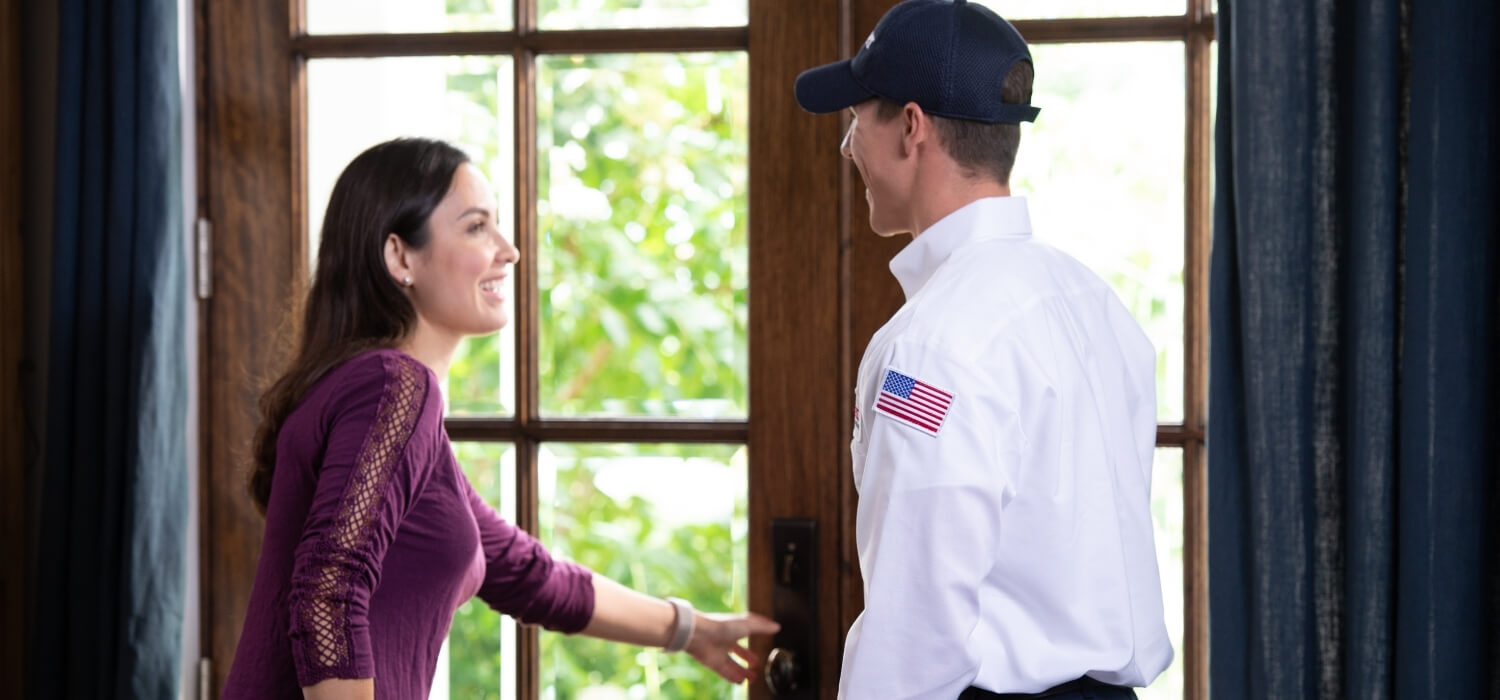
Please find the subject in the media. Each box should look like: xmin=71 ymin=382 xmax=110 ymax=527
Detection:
xmin=195 ymin=217 xmax=213 ymax=300
xmin=198 ymin=656 xmax=211 ymax=700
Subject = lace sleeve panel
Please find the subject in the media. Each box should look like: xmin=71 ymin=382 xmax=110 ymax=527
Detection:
xmin=463 ymin=474 xmax=596 ymax=633
xmin=288 ymin=353 xmax=430 ymax=687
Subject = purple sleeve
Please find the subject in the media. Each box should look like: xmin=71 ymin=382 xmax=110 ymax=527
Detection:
xmin=464 ymin=477 xmax=596 ymax=633
xmin=286 ymin=354 xmax=431 ymax=687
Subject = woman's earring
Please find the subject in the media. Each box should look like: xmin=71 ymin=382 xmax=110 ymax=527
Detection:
xmin=402 ymin=276 xmax=412 ymax=287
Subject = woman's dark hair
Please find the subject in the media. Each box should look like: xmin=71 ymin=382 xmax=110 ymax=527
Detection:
xmin=249 ymin=137 xmax=470 ymax=514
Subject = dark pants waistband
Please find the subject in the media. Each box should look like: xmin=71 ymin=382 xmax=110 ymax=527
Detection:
xmin=959 ymin=676 xmax=1137 ymax=700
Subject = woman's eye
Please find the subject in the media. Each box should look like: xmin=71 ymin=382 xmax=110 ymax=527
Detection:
xmin=468 ymin=222 xmax=486 ymax=234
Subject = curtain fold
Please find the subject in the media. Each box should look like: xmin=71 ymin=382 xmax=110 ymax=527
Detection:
xmin=1210 ymin=0 xmax=1499 ymax=698
xmin=32 ymin=0 xmax=188 ymax=697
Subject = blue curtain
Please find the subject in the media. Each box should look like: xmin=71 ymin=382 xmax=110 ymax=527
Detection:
xmin=1210 ymin=0 xmax=1500 ymax=698
xmin=32 ymin=0 xmax=188 ymax=697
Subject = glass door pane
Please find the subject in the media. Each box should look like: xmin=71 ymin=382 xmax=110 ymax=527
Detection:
xmin=536 ymin=52 xmax=749 ymax=419
xmin=973 ymin=0 xmax=1185 ymax=20
xmin=1141 ymin=447 xmax=1185 ymax=700
xmin=306 ymin=55 xmax=518 ymax=415
xmin=539 ymin=0 xmax=747 ymax=30
xmin=447 ymin=442 xmax=520 ymax=699
xmin=1010 ymin=42 xmax=1186 ymax=422
xmin=537 ymin=442 xmax=749 ymax=699
xmin=307 ymin=0 xmax=513 ymax=34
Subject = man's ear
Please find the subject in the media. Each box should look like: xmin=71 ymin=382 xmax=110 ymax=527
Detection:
xmin=901 ymin=102 xmax=932 ymax=156
xmin=384 ymin=233 xmax=414 ymax=287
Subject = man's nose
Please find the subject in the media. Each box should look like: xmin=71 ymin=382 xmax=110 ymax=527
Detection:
xmin=840 ymin=123 xmax=854 ymax=159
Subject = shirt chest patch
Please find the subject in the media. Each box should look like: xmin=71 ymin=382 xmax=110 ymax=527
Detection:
xmin=873 ymin=367 xmax=954 ymax=437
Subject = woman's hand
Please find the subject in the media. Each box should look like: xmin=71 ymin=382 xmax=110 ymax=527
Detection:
xmin=580 ymin=574 xmax=780 ymax=684
xmin=684 ymin=611 xmax=781 ymax=684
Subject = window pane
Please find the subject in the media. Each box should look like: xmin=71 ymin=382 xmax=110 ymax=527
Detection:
xmin=537 ymin=53 xmax=748 ymax=418
xmin=537 ymin=443 xmax=749 ymax=699
xmin=974 ymin=0 xmax=1184 ymax=20
xmin=307 ymin=0 xmax=512 ymax=34
xmin=1011 ymin=42 xmax=1185 ymax=421
xmin=307 ymin=56 xmax=517 ymax=415
xmin=1138 ymin=447 xmax=1185 ymax=700
xmin=539 ymin=0 xmax=746 ymax=30
xmin=445 ymin=442 xmax=519 ymax=700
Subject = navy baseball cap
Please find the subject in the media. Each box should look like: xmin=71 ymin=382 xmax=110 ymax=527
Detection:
xmin=795 ymin=0 xmax=1040 ymax=124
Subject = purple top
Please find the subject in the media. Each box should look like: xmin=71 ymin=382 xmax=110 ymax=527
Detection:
xmin=223 ymin=349 xmax=595 ymax=699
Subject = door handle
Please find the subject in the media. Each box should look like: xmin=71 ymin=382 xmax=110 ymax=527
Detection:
xmin=766 ymin=519 xmax=817 ymax=698
xmin=765 ymin=647 xmax=803 ymax=695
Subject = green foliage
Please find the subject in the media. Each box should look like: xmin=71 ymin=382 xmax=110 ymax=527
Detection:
xmin=536 ymin=52 xmax=749 ymax=418
xmin=537 ymin=444 xmax=747 ymax=700
xmin=436 ymin=50 xmax=749 ymax=421
xmin=445 ymin=443 xmax=748 ymax=699
xmin=448 ymin=443 xmax=512 ymax=698
xmin=450 ymin=597 xmax=506 ymax=698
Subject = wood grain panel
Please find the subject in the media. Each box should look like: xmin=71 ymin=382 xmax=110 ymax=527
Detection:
xmin=0 ymin=0 xmax=26 ymax=692
xmin=510 ymin=0 xmax=543 ymax=683
xmin=748 ymin=0 xmax=845 ymax=696
xmin=202 ymin=0 xmax=296 ymax=694
xmin=1183 ymin=2 xmax=1214 ymax=695
xmin=1156 ymin=423 xmax=1205 ymax=446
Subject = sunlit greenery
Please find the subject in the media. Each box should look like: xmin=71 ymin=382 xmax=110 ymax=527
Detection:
xmin=539 ymin=0 xmax=747 ymax=30
xmin=435 ymin=51 xmax=751 ymax=420
xmin=536 ymin=444 xmax=748 ymax=700
xmin=536 ymin=52 xmax=749 ymax=418
xmin=445 ymin=443 xmax=748 ymax=699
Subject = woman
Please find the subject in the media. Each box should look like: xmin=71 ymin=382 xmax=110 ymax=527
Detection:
xmin=222 ymin=137 xmax=778 ymax=699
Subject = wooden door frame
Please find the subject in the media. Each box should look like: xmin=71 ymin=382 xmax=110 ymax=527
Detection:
xmin=746 ymin=1 xmax=847 ymax=696
xmin=198 ymin=0 xmax=298 ymax=695
xmin=1 ymin=0 xmax=27 ymax=692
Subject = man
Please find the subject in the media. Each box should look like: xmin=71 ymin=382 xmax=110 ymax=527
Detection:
xmin=793 ymin=1 xmax=1173 ymax=698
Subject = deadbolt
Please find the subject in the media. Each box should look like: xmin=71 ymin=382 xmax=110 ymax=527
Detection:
xmin=768 ymin=519 xmax=817 ymax=698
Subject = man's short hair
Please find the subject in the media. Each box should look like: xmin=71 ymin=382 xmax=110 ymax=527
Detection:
xmin=876 ymin=60 xmax=1034 ymax=185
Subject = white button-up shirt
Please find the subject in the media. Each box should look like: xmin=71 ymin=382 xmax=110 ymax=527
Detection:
xmin=839 ymin=197 xmax=1173 ymax=699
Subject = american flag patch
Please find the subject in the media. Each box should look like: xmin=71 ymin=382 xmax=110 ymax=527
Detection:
xmin=874 ymin=368 xmax=954 ymax=436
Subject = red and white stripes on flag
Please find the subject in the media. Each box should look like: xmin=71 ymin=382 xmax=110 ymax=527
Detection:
xmin=874 ymin=368 xmax=953 ymax=436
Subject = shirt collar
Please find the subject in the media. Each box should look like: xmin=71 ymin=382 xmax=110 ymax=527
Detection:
xmin=888 ymin=196 xmax=1033 ymax=299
